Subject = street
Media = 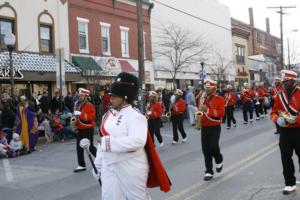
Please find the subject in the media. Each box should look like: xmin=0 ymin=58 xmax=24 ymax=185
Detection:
xmin=0 ymin=111 xmax=300 ymax=200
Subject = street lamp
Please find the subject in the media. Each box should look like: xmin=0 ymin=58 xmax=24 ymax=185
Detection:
xmin=4 ymin=33 xmax=16 ymax=101
xmin=259 ymin=64 xmax=263 ymax=82
xmin=200 ymin=62 xmax=205 ymax=90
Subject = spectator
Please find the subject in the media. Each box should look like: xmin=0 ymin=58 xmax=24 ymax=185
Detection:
xmin=40 ymin=91 xmax=51 ymax=114
xmin=64 ymin=92 xmax=74 ymax=112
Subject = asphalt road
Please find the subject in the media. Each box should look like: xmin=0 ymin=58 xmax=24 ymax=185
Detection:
xmin=0 ymin=110 xmax=300 ymax=200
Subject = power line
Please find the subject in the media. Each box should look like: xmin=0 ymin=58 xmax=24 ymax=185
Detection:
xmin=267 ymin=6 xmax=296 ymax=68
xmin=151 ymin=0 xmax=231 ymax=32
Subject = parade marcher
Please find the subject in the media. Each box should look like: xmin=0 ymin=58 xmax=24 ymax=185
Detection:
xmin=94 ymin=72 xmax=171 ymax=200
xmin=147 ymin=91 xmax=164 ymax=147
xmin=240 ymin=82 xmax=255 ymax=124
xmin=224 ymin=85 xmax=237 ymax=129
xmin=170 ymin=89 xmax=187 ymax=144
xmin=256 ymin=82 xmax=269 ymax=119
xmin=270 ymin=70 xmax=300 ymax=195
xmin=197 ymin=80 xmax=225 ymax=181
xmin=73 ymin=88 xmax=97 ymax=173
xmin=271 ymin=77 xmax=284 ymax=135
xmin=185 ymin=86 xmax=197 ymax=126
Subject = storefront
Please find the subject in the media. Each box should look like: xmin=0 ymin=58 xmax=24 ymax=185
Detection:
xmin=0 ymin=51 xmax=81 ymax=98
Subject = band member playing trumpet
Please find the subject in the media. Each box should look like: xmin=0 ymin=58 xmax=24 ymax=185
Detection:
xmin=147 ymin=91 xmax=164 ymax=147
xmin=73 ymin=88 xmax=97 ymax=173
xmin=240 ymin=82 xmax=255 ymax=124
xmin=270 ymin=70 xmax=300 ymax=195
xmin=197 ymin=80 xmax=225 ymax=181
xmin=171 ymin=89 xmax=187 ymax=144
xmin=224 ymin=85 xmax=237 ymax=129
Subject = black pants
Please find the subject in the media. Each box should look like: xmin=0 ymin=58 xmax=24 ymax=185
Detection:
xmin=171 ymin=114 xmax=187 ymax=142
xmin=242 ymin=102 xmax=253 ymax=122
xmin=76 ymin=128 xmax=97 ymax=167
xmin=279 ymin=128 xmax=300 ymax=186
xmin=201 ymin=126 xmax=223 ymax=174
xmin=225 ymin=106 xmax=236 ymax=127
xmin=148 ymin=118 xmax=163 ymax=144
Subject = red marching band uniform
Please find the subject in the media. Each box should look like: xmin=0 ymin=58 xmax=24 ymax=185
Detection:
xmin=75 ymin=102 xmax=96 ymax=129
xmin=271 ymin=85 xmax=284 ymax=100
xmin=256 ymin=86 xmax=269 ymax=103
xmin=240 ymin=88 xmax=255 ymax=103
xmin=225 ymin=91 xmax=237 ymax=107
xmin=148 ymin=102 xmax=164 ymax=119
xmin=201 ymin=95 xmax=225 ymax=127
xmin=171 ymin=98 xmax=186 ymax=116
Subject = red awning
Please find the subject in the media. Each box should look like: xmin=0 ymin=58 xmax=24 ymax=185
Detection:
xmin=119 ymin=60 xmax=136 ymax=72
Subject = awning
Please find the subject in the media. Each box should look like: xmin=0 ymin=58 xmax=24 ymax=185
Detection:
xmin=72 ymin=56 xmax=102 ymax=71
xmin=0 ymin=52 xmax=79 ymax=73
xmin=119 ymin=60 xmax=136 ymax=72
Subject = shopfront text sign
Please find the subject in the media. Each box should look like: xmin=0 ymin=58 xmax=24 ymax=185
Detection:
xmin=0 ymin=68 xmax=24 ymax=80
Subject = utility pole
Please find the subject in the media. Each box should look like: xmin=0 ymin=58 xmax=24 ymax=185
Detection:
xmin=287 ymin=37 xmax=291 ymax=70
xmin=267 ymin=6 xmax=296 ymax=70
xmin=136 ymin=0 xmax=145 ymax=113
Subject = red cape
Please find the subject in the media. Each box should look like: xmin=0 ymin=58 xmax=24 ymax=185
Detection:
xmin=145 ymin=132 xmax=172 ymax=192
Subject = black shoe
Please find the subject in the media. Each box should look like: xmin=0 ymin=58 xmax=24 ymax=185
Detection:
xmin=216 ymin=163 xmax=223 ymax=173
xmin=204 ymin=173 xmax=213 ymax=181
xmin=73 ymin=166 xmax=87 ymax=173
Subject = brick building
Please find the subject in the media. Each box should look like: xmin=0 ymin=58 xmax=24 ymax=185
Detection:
xmin=231 ymin=8 xmax=281 ymax=86
xmin=68 ymin=0 xmax=154 ymax=88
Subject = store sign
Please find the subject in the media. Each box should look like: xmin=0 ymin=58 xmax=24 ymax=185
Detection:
xmin=0 ymin=68 xmax=24 ymax=80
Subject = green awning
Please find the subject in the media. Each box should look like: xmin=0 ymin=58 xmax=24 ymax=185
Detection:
xmin=72 ymin=56 xmax=102 ymax=71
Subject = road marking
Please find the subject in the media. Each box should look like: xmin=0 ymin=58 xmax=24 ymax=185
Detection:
xmin=166 ymin=141 xmax=278 ymax=200
xmin=184 ymin=145 xmax=278 ymax=200
xmin=2 ymin=159 xmax=14 ymax=182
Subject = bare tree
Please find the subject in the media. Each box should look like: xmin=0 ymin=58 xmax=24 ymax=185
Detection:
xmin=207 ymin=51 xmax=232 ymax=91
xmin=153 ymin=23 xmax=209 ymax=89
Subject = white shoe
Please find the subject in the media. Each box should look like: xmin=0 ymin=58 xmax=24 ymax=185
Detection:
xmin=264 ymin=114 xmax=268 ymax=118
xmin=233 ymin=123 xmax=237 ymax=127
xmin=159 ymin=142 xmax=164 ymax=147
xmin=256 ymin=117 xmax=260 ymax=120
xmin=249 ymin=119 xmax=253 ymax=123
xmin=282 ymin=185 xmax=296 ymax=195
xmin=204 ymin=173 xmax=213 ymax=181
xmin=182 ymin=137 xmax=187 ymax=143
xmin=172 ymin=140 xmax=178 ymax=145
xmin=216 ymin=163 xmax=223 ymax=173
xmin=73 ymin=166 xmax=87 ymax=173
xmin=260 ymin=115 xmax=264 ymax=119
xmin=226 ymin=127 xmax=230 ymax=129
xmin=243 ymin=121 xmax=248 ymax=124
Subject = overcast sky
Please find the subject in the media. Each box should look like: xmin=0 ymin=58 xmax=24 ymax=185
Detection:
xmin=218 ymin=0 xmax=300 ymax=62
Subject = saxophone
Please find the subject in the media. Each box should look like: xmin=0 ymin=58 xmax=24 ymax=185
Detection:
xmin=195 ymin=91 xmax=206 ymax=129
xmin=279 ymin=110 xmax=297 ymax=125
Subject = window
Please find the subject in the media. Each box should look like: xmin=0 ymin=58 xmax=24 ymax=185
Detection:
xmin=120 ymin=26 xmax=129 ymax=57
xmin=236 ymin=45 xmax=245 ymax=64
xmin=77 ymin=18 xmax=89 ymax=53
xmin=40 ymin=25 xmax=53 ymax=53
xmin=256 ymin=32 xmax=262 ymax=44
xmin=0 ymin=19 xmax=14 ymax=50
xmin=100 ymin=22 xmax=111 ymax=55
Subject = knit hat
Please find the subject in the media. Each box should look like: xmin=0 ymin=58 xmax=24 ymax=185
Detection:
xmin=78 ymin=88 xmax=90 ymax=96
xmin=110 ymin=72 xmax=139 ymax=103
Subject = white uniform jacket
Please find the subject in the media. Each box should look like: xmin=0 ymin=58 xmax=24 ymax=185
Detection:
xmin=94 ymin=105 xmax=148 ymax=168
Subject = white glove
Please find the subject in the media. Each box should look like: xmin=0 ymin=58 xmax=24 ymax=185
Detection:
xmin=147 ymin=111 xmax=152 ymax=115
xmin=74 ymin=111 xmax=81 ymax=116
xmin=277 ymin=117 xmax=287 ymax=127
xmin=92 ymin=169 xmax=100 ymax=181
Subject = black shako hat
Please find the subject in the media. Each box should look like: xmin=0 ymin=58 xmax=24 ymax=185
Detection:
xmin=110 ymin=72 xmax=139 ymax=103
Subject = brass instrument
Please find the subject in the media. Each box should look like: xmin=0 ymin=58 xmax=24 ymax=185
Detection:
xmin=279 ymin=110 xmax=297 ymax=125
xmin=70 ymin=115 xmax=78 ymax=133
xmin=195 ymin=91 xmax=206 ymax=129
xmin=145 ymin=103 xmax=150 ymax=120
xmin=255 ymin=92 xmax=260 ymax=105
xmin=224 ymin=93 xmax=231 ymax=107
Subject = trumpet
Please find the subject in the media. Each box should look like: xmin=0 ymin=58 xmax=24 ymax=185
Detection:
xmin=255 ymin=92 xmax=260 ymax=105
